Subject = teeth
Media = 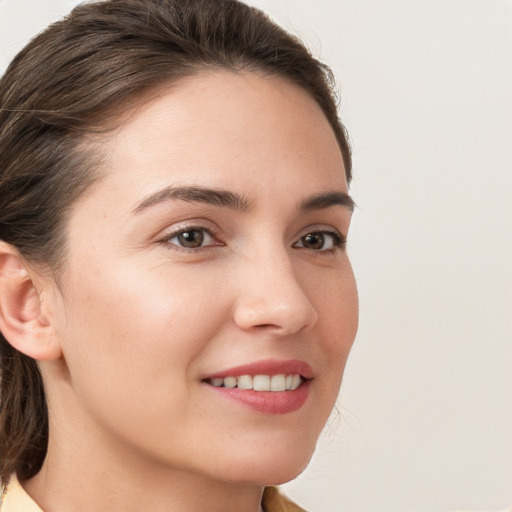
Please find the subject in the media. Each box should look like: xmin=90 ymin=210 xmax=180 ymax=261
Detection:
xmin=223 ymin=376 xmax=237 ymax=388
xmin=253 ymin=375 xmax=270 ymax=391
xmin=270 ymin=374 xmax=286 ymax=391
xmin=208 ymin=374 xmax=303 ymax=391
xmin=290 ymin=374 xmax=301 ymax=391
xmin=237 ymin=375 xmax=252 ymax=390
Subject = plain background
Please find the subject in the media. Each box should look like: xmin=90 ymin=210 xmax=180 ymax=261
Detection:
xmin=0 ymin=1 xmax=511 ymax=511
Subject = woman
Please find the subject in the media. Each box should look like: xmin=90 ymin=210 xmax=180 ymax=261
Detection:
xmin=0 ymin=0 xmax=358 ymax=510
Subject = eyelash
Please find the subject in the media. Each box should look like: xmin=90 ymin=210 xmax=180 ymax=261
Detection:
xmin=158 ymin=226 xmax=346 ymax=253
xmin=293 ymin=230 xmax=346 ymax=252
xmin=159 ymin=225 xmax=222 ymax=253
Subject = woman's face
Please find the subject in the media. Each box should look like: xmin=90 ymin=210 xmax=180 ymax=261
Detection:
xmin=47 ymin=71 xmax=358 ymax=485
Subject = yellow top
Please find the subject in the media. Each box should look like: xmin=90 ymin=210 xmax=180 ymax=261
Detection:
xmin=1 ymin=476 xmax=41 ymax=511
xmin=0 ymin=475 xmax=306 ymax=512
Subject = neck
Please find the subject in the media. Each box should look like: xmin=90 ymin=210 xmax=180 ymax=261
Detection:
xmin=23 ymin=410 xmax=265 ymax=512
xmin=24 ymin=454 xmax=265 ymax=512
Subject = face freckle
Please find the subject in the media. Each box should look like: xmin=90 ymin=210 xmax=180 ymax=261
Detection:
xmin=49 ymin=71 xmax=358 ymax=486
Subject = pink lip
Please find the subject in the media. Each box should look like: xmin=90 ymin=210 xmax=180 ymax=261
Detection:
xmin=202 ymin=359 xmax=313 ymax=415
xmin=206 ymin=382 xmax=311 ymax=415
xmin=204 ymin=359 xmax=314 ymax=380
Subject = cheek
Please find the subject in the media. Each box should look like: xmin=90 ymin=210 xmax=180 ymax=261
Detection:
xmin=57 ymin=258 xmax=231 ymax=401
xmin=309 ymin=264 xmax=358 ymax=397
xmin=53 ymin=260 xmax=238 ymax=455
xmin=301 ymin=267 xmax=358 ymax=447
xmin=311 ymin=262 xmax=358 ymax=339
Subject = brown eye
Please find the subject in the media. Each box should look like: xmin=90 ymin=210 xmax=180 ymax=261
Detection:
xmin=301 ymin=233 xmax=325 ymax=250
xmin=294 ymin=230 xmax=344 ymax=251
xmin=165 ymin=227 xmax=218 ymax=250
xmin=177 ymin=229 xmax=204 ymax=248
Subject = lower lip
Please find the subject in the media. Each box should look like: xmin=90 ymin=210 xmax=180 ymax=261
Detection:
xmin=205 ymin=380 xmax=311 ymax=415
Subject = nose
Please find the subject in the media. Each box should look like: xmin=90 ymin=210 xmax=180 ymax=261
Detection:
xmin=233 ymin=248 xmax=318 ymax=336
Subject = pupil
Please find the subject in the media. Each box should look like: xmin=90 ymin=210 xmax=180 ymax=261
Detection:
xmin=178 ymin=230 xmax=204 ymax=248
xmin=303 ymin=233 xmax=324 ymax=250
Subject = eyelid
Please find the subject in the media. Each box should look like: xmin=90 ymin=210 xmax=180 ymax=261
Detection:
xmin=293 ymin=227 xmax=347 ymax=251
xmin=157 ymin=221 xmax=223 ymax=251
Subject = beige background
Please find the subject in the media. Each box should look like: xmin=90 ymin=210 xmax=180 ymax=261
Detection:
xmin=1 ymin=1 xmax=511 ymax=510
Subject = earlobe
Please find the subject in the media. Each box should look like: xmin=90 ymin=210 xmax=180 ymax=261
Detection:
xmin=0 ymin=242 xmax=62 ymax=361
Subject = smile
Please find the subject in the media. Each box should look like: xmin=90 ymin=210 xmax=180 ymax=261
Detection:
xmin=206 ymin=374 xmax=302 ymax=392
xmin=202 ymin=360 xmax=313 ymax=414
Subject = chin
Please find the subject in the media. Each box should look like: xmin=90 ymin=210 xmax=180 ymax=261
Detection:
xmin=261 ymin=459 xmax=311 ymax=486
xmin=215 ymin=442 xmax=316 ymax=486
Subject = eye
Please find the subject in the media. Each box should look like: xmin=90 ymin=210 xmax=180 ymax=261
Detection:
xmin=164 ymin=227 xmax=219 ymax=250
xmin=294 ymin=230 xmax=345 ymax=251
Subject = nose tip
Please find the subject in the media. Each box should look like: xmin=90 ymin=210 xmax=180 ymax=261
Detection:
xmin=234 ymin=301 xmax=318 ymax=335
xmin=233 ymin=265 xmax=318 ymax=336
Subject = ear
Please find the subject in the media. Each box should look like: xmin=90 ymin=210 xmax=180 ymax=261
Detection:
xmin=0 ymin=242 xmax=62 ymax=361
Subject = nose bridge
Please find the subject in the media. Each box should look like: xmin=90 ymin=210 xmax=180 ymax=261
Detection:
xmin=233 ymin=242 xmax=318 ymax=334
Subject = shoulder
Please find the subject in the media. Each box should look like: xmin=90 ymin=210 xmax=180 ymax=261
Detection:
xmin=262 ymin=486 xmax=307 ymax=512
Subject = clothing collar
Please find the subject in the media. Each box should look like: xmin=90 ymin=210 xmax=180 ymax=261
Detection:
xmin=0 ymin=475 xmax=305 ymax=512
xmin=1 ymin=475 xmax=42 ymax=512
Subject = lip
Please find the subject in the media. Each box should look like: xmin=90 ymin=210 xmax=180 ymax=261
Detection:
xmin=203 ymin=359 xmax=314 ymax=380
xmin=202 ymin=359 xmax=313 ymax=415
xmin=206 ymin=382 xmax=311 ymax=415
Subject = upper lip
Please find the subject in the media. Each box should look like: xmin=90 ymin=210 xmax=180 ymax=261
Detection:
xmin=203 ymin=359 xmax=314 ymax=380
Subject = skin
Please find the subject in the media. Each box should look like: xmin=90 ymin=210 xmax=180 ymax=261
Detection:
xmin=12 ymin=71 xmax=358 ymax=512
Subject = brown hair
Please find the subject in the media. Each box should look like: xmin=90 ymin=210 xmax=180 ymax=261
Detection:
xmin=0 ymin=0 xmax=352 ymax=484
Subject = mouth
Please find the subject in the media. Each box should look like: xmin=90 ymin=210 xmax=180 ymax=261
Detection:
xmin=201 ymin=359 xmax=313 ymax=414
xmin=204 ymin=374 xmax=304 ymax=392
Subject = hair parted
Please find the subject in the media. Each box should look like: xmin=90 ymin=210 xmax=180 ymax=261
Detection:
xmin=0 ymin=0 xmax=352 ymax=484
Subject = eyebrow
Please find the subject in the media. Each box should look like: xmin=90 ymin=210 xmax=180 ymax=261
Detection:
xmin=299 ymin=191 xmax=356 ymax=213
xmin=132 ymin=185 xmax=251 ymax=214
xmin=132 ymin=185 xmax=355 ymax=215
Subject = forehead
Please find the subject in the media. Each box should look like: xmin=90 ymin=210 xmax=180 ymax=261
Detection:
xmin=82 ymin=71 xmax=347 ymax=212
